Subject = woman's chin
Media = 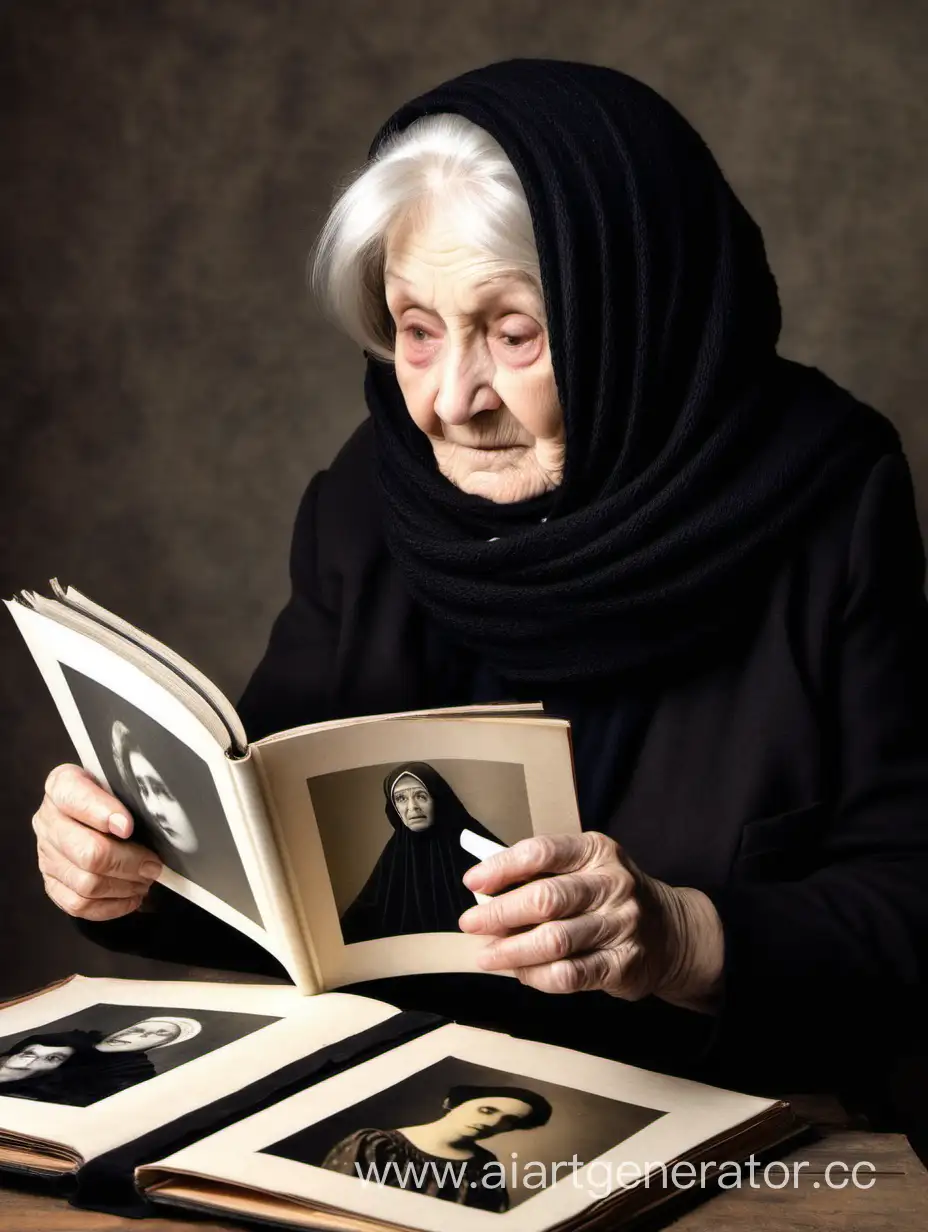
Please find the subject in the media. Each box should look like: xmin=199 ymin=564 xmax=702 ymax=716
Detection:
xmin=160 ymin=830 xmax=199 ymax=855
xmin=454 ymin=467 xmax=547 ymax=504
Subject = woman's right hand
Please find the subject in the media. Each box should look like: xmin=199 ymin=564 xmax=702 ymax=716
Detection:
xmin=33 ymin=764 xmax=162 ymax=921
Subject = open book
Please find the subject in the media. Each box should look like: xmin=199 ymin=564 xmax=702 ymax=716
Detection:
xmin=6 ymin=582 xmax=583 ymax=992
xmin=0 ymin=975 xmax=798 ymax=1230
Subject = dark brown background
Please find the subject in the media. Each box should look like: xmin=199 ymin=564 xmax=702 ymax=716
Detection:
xmin=2 ymin=0 xmax=926 ymax=999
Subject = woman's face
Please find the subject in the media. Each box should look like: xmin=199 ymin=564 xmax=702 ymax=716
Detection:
xmin=442 ymin=1095 xmax=534 ymax=1140
xmin=96 ymin=1018 xmax=181 ymax=1052
xmin=0 ymin=1043 xmax=74 ymax=1080
xmin=127 ymin=751 xmax=199 ymax=853
xmin=391 ymin=773 xmax=435 ymax=831
xmin=385 ymin=209 xmax=565 ymax=504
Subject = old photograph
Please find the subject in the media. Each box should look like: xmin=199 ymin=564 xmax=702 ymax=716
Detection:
xmin=308 ymin=760 xmax=532 ymax=944
xmin=0 ymin=1002 xmax=280 ymax=1107
xmin=263 ymin=1055 xmax=665 ymax=1212
xmin=61 ymin=663 xmax=261 ymax=924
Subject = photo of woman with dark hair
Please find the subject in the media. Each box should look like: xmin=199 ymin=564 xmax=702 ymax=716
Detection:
xmin=0 ymin=1031 xmax=86 ymax=1089
xmin=321 ymin=1083 xmax=552 ymax=1212
xmin=110 ymin=720 xmax=200 ymax=855
xmin=55 ymin=664 xmax=263 ymax=925
xmin=264 ymin=1054 xmax=661 ymax=1211
xmin=338 ymin=762 xmax=505 ymax=944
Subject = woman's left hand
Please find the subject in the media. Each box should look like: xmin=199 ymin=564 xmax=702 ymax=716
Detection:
xmin=458 ymin=832 xmax=724 ymax=1014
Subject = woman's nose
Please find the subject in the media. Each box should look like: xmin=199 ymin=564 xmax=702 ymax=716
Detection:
xmin=433 ymin=349 xmax=500 ymax=425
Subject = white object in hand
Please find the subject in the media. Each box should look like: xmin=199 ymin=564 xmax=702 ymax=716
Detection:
xmin=460 ymin=828 xmax=508 ymax=904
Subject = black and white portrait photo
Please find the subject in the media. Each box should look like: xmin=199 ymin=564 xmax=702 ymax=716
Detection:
xmin=308 ymin=760 xmax=532 ymax=944
xmin=263 ymin=1056 xmax=665 ymax=1212
xmin=60 ymin=663 xmax=261 ymax=924
xmin=0 ymin=1002 xmax=280 ymax=1107
xmin=110 ymin=719 xmax=200 ymax=854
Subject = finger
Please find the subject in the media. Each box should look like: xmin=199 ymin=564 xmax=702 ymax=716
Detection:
xmin=37 ymin=840 xmax=154 ymax=900
xmin=512 ymin=944 xmax=639 ymax=996
xmin=41 ymin=812 xmax=161 ymax=882
xmin=43 ymin=872 xmax=144 ymax=922
xmin=462 ymin=832 xmax=616 ymax=894
xmin=44 ymin=764 xmax=133 ymax=838
xmin=476 ymin=910 xmax=624 ymax=971
xmin=460 ymin=870 xmax=625 ymax=935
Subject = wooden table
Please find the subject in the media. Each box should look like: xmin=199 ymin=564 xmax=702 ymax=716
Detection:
xmin=1 ymin=1125 xmax=925 ymax=1230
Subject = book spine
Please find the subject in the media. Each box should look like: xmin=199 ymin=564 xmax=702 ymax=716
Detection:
xmin=225 ymin=752 xmax=321 ymax=994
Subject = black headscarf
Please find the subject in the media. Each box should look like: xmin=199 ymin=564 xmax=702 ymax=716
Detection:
xmin=339 ymin=762 xmax=503 ymax=943
xmin=364 ymin=59 xmax=899 ymax=685
xmin=0 ymin=1030 xmax=98 ymax=1101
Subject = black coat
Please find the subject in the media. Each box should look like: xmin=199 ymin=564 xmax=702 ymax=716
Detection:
xmin=78 ymin=421 xmax=928 ymax=1096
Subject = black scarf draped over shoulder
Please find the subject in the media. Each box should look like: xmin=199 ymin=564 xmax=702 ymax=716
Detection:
xmin=339 ymin=762 xmax=504 ymax=944
xmin=364 ymin=59 xmax=899 ymax=685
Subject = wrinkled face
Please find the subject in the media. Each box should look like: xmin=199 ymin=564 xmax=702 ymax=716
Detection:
xmin=442 ymin=1095 xmax=535 ymax=1141
xmin=385 ymin=209 xmax=565 ymax=503
xmin=0 ymin=1043 xmax=74 ymax=1080
xmin=128 ymin=751 xmax=199 ymax=854
xmin=96 ymin=1019 xmax=181 ymax=1052
xmin=391 ymin=773 xmax=435 ymax=832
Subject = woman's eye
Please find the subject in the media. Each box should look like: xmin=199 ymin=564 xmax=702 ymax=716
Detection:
xmin=407 ymin=326 xmax=430 ymax=342
xmin=495 ymin=321 xmax=542 ymax=357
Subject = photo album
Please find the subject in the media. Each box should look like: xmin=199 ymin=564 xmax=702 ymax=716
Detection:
xmin=2 ymin=583 xmax=799 ymax=1231
xmin=7 ymin=581 xmax=581 ymax=993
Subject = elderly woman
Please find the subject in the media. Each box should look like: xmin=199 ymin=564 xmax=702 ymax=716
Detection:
xmin=31 ymin=61 xmax=928 ymax=1103
xmin=339 ymin=762 xmax=505 ymax=943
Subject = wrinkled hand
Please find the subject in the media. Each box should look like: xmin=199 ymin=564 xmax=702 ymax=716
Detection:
xmin=33 ymin=764 xmax=162 ymax=921
xmin=459 ymin=832 xmax=724 ymax=1013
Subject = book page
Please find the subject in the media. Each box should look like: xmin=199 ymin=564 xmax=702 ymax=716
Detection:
xmin=20 ymin=592 xmax=234 ymax=749
xmin=54 ymin=581 xmax=248 ymax=754
xmin=0 ymin=977 xmax=398 ymax=1166
xmin=253 ymin=716 xmax=580 ymax=987
xmin=6 ymin=602 xmax=296 ymax=972
xmin=139 ymin=1022 xmax=781 ymax=1232
xmin=256 ymin=701 xmax=546 ymax=746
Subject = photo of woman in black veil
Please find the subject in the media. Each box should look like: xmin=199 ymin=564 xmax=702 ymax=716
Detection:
xmin=339 ymin=763 xmax=505 ymax=944
xmin=0 ymin=1031 xmax=87 ymax=1091
xmin=0 ymin=1028 xmax=155 ymax=1106
xmin=0 ymin=1015 xmax=203 ymax=1106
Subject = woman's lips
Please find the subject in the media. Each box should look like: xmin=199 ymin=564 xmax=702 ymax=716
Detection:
xmin=454 ymin=443 xmax=529 ymax=468
xmin=459 ymin=442 xmax=521 ymax=450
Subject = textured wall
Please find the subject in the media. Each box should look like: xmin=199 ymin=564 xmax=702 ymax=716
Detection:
xmin=2 ymin=0 xmax=926 ymax=997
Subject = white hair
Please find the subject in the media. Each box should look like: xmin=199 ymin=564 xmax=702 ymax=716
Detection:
xmin=309 ymin=113 xmax=540 ymax=361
